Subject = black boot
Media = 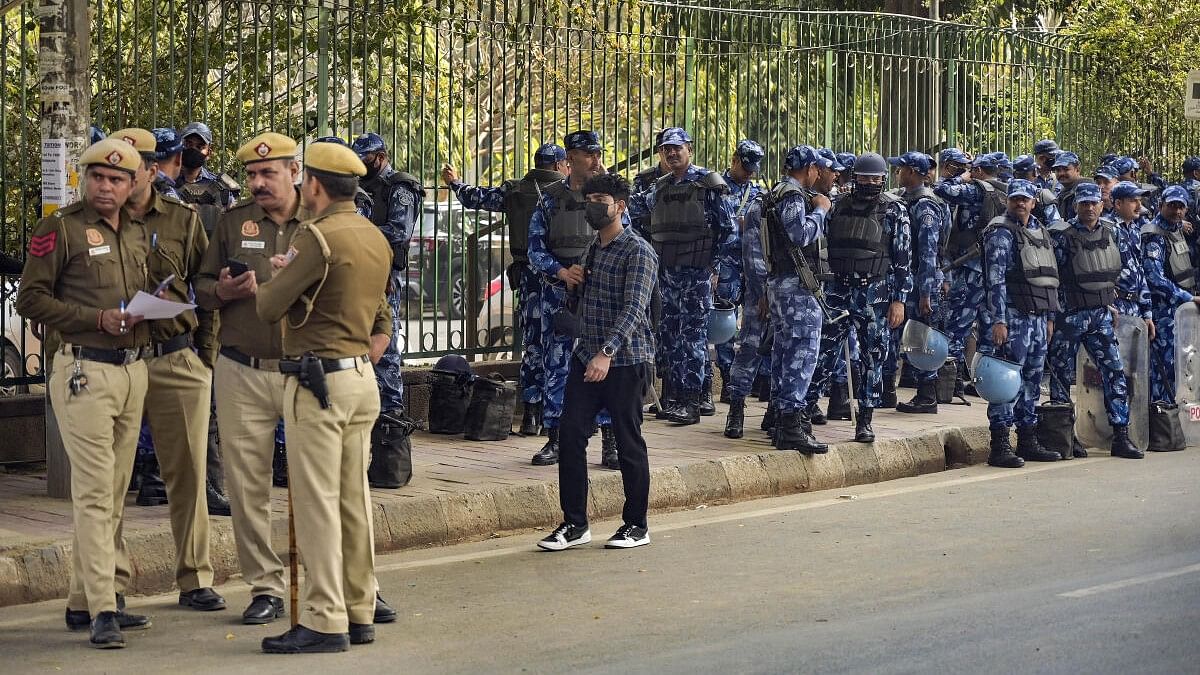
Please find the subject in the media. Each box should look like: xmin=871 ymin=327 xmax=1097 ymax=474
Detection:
xmin=532 ymin=428 xmax=560 ymax=466
xmin=724 ymin=399 xmax=745 ymax=439
xmin=807 ymin=401 xmax=827 ymax=425
xmin=1110 ymin=425 xmax=1144 ymax=459
xmin=756 ymin=375 xmax=772 ymax=402
xmin=89 ymin=611 xmax=125 ymax=649
xmin=774 ymin=411 xmax=829 ymax=454
xmin=600 ymin=424 xmax=620 ymax=469
xmin=854 ymin=407 xmax=875 ymax=443
xmin=988 ymin=427 xmax=1024 ymax=468
xmin=368 ymin=409 xmax=416 ymax=488
xmin=826 ymin=382 xmax=852 ymax=421
xmin=1072 ymin=436 xmax=1088 ymax=458
xmin=519 ymin=402 xmax=543 ymax=437
xmin=760 ymin=401 xmax=778 ymax=432
xmin=961 ymin=360 xmax=979 ymax=398
xmin=698 ymin=381 xmax=716 ymax=417
xmin=128 ymin=455 xmax=142 ymax=493
xmin=896 ymin=381 xmax=938 ymax=414
xmin=206 ymin=480 xmax=231 ymax=517
xmin=272 ymin=441 xmax=288 ymax=488
xmin=663 ymin=392 xmax=701 ymax=426
xmin=136 ymin=454 xmax=168 ymax=506
xmin=1015 ymin=425 xmax=1060 ymax=462
xmin=648 ymin=377 xmax=672 ymax=416
xmin=880 ymin=374 xmax=897 ymax=409
xmin=898 ymin=361 xmax=917 ymax=388
xmin=718 ymin=367 xmax=732 ymax=404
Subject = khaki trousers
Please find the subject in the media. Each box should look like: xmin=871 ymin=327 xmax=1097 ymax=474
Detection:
xmin=285 ymin=361 xmax=379 ymax=634
xmin=214 ymin=354 xmax=287 ymax=599
xmin=145 ymin=347 xmax=214 ymax=591
xmin=50 ymin=349 xmax=148 ymax=614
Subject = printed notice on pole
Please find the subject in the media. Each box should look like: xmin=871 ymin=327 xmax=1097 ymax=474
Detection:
xmin=42 ymin=139 xmax=67 ymax=217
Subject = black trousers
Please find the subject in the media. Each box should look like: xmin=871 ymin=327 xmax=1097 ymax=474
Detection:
xmin=559 ymin=358 xmax=651 ymax=528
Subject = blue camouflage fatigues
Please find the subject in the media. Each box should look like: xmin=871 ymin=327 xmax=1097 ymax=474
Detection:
xmin=1113 ymin=213 xmax=1153 ymax=321
xmin=629 ymin=165 xmax=736 ymax=398
xmin=726 ymin=197 xmax=771 ymax=400
xmin=935 ymin=177 xmax=998 ymax=367
xmin=884 ymin=189 xmax=949 ymax=383
xmin=1045 ymin=219 xmax=1130 ymax=427
xmin=451 ymin=179 xmax=544 ymax=404
xmin=154 ymin=171 xmax=181 ymax=199
xmin=806 ymin=195 xmax=912 ymax=409
xmin=983 ymin=215 xmax=1050 ymax=430
xmin=1141 ymin=214 xmax=1196 ymax=403
xmin=709 ymin=172 xmax=763 ymax=385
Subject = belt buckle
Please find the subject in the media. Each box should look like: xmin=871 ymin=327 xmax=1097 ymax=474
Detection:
xmin=121 ymin=348 xmax=139 ymax=365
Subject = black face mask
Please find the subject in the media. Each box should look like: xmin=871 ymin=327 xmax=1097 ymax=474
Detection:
xmin=364 ymin=157 xmax=383 ymax=179
xmin=584 ymin=202 xmax=614 ymax=230
xmin=853 ymin=182 xmax=883 ymax=201
xmin=181 ymin=147 xmax=206 ymax=170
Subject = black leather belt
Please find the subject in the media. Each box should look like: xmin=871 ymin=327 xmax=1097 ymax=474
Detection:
xmin=150 ymin=333 xmax=192 ymax=358
xmin=74 ymin=346 xmax=147 ymax=365
xmin=279 ymin=355 xmax=368 ymax=375
xmin=219 ymin=346 xmax=282 ymax=372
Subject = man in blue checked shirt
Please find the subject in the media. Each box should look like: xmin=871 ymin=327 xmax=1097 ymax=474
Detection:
xmin=537 ymin=173 xmax=658 ymax=552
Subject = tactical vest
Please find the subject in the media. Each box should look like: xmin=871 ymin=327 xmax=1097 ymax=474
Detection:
xmin=989 ymin=216 xmax=1060 ymax=314
xmin=1056 ymin=180 xmax=1095 ymax=221
xmin=901 ymin=187 xmax=950 ymax=280
xmin=1060 ymin=220 xmax=1122 ymax=309
xmin=362 ymin=169 xmax=425 ymax=231
xmin=943 ymin=179 xmax=1004 ymax=260
xmin=762 ymin=182 xmax=826 ymax=278
xmin=542 ymin=182 xmax=594 ymax=265
xmin=1140 ymin=223 xmax=1196 ymax=290
xmin=647 ymin=171 xmax=726 ymax=268
xmin=178 ymin=180 xmax=225 ymax=235
xmin=1034 ymin=188 xmax=1058 ymax=225
xmin=503 ymin=169 xmax=564 ymax=261
xmin=825 ymin=194 xmax=894 ymax=279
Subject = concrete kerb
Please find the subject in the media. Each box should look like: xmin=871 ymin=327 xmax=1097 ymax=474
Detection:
xmin=0 ymin=425 xmax=991 ymax=608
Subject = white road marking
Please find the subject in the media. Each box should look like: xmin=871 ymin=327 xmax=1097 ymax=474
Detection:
xmin=1057 ymin=563 xmax=1200 ymax=598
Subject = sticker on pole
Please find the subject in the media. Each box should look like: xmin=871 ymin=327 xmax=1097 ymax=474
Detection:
xmin=1186 ymin=70 xmax=1200 ymax=121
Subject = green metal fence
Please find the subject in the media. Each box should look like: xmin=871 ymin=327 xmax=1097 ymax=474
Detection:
xmin=2 ymin=0 xmax=1198 ymax=386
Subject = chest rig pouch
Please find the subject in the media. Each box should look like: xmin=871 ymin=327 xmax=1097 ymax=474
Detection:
xmin=648 ymin=171 xmax=726 ymax=269
xmin=179 ymin=181 xmax=224 ymax=235
xmin=504 ymin=169 xmax=563 ymax=262
xmin=543 ymin=182 xmax=594 ymax=266
xmin=1062 ymin=221 xmax=1122 ymax=309
xmin=991 ymin=216 xmax=1059 ymax=313
xmin=826 ymin=194 xmax=893 ymax=279
xmin=1141 ymin=223 xmax=1196 ymax=290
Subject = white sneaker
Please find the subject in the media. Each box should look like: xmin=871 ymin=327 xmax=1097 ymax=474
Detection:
xmin=537 ymin=522 xmax=591 ymax=551
xmin=605 ymin=523 xmax=650 ymax=549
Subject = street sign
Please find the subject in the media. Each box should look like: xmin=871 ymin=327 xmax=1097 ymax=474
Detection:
xmin=1186 ymin=70 xmax=1200 ymax=120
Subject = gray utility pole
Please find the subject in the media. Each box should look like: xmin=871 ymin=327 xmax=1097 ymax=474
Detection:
xmin=38 ymin=0 xmax=91 ymax=498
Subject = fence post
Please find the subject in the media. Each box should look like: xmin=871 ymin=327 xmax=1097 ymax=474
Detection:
xmin=38 ymin=0 xmax=92 ymax=498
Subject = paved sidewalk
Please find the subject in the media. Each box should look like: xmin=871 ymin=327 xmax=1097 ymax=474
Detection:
xmin=0 ymin=393 xmax=994 ymax=606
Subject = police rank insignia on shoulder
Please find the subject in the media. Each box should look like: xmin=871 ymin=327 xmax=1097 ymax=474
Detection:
xmin=242 ymin=220 xmax=260 ymax=237
xmin=29 ymin=231 xmax=56 ymax=257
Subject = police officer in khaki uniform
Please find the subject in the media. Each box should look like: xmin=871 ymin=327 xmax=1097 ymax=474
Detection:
xmin=256 ymin=142 xmax=391 ymax=654
xmin=16 ymin=138 xmax=152 ymax=649
xmin=111 ymin=128 xmax=226 ymax=611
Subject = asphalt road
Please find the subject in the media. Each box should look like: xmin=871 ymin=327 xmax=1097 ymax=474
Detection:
xmin=2 ymin=451 xmax=1197 ymax=674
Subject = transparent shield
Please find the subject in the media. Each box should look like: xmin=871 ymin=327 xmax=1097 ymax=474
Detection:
xmin=1075 ymin=314 xmax=1149 ymax=450
xmin=1174 ymin=303 xmax=1200 ymax=447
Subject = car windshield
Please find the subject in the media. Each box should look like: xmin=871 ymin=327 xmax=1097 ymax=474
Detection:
xmin=416 ymin=202 xmax=500 ymax=240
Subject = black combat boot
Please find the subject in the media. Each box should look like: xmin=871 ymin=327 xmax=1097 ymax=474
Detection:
xmin=724 ymin=399 xmax=745 ymax=439
xmin=206 ymin=480 xmax=231 ymax=517
xmin=854 ymin=407 xmax=875 ymax=443
xmin=760 ymin=401 xmax=778 ymax=432
xmin=718 ymin=367 xmax=732 ymax=404
xmin=532 ymin=428 xmax=560 ymax=466
xmin=663 ymin=393 xmax=701 ymax=426
xmin=519 ymin=401 xmax=543 ymax=437
xmin=1015 ymin=425 xmax=1060 ymax=462
xmin=368 ymin=409 xmax=416 ymax=488
xmin=826 ymin=382 xmax=852 ymax=421
xmin=988 ymin=427 xmax=1024 ymax=468
xmin=272 ymin=441 xmax=288 ymax=488
xmin=756 ymin=375 xmax=772 ymax=402
xmin=774 ymin=411 xmax=829 ymax=454
xmin=136 ymin=454 xmax=168 ymax=507
xmin=896 ymin=381 xmax=938 ymax=414
xmin=600 ymin=424 xmax=620 ymax=469
xmin=961 ymin=360 xmax=979 ymax=398
xmin=648 ymin=378 xmax=672 ymax=417
xmin=1072 ymin=437 xmax=1088 ymax=458
xmin=898 ymin=361 xmax=917 ymax=388
xmin=1110 ymin=425 xmax=1144 ymax=459
xmin=698 ymin=380 xmax=717 ymax=416
xmin=807 ymin=401 xmax=827 ymax=425
xmin=880 ymin=374 xmax=897 ymax=409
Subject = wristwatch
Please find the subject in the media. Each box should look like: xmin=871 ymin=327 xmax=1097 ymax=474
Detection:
xmin=601 ymin=344 xmax=617 ymax=358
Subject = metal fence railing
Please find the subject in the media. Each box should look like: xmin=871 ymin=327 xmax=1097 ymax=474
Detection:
xmin=2 ymin=1 xmax=1198 ymax=386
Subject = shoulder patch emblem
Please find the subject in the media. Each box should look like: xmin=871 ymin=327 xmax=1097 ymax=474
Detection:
xmin=242 ymin=220 xmax=260 ymax=237
xmin=29 ymin=231 xmax=57 ymax=257
xmin=85 ymin=228 xmax=104 ymax=246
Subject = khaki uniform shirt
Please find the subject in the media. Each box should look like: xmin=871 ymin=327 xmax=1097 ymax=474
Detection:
xmin=16 ymin=202 xmax=150 ymax=349
xmin=257 ymin=201 xmax=392 ymax=359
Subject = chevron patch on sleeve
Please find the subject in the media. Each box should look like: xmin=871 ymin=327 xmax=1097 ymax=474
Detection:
xmin=29 ymin=231 xmax=57 ymax=257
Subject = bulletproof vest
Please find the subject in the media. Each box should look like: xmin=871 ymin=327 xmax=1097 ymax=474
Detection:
xmin=647 ymin=171 xmax=726 ymax=268
xmin=990 ymin=216 xmax=1060 ymax=314
xmin=178 ymin=180 xmax=224 ymax=234
xmin=542 ymin=182 xmax=594 ymax=265
xmin=1034 ymin=188 xmax=1058 ymax=224
xmin=503 ymin=169 xmax=564 ymax=261
xmin=1056 ymin=180 xmax=1095 ymax=221
xmin=1060 ymin=220 xmax=1122 ymax=309
xmin=762 ymin=181 xmax=826 ymax=277
xmin=1138 ymin=182 xmax=1160 ymax=209
xmin=976 ymin=178 xmax=1008 ymax=227
xmin=1140 ymin=223 xmax=1196 ymax=290
xmin=825 ymin=193 xmax=893 ymax=279
xmin=364 ymin=170 xmax=425 ymax=230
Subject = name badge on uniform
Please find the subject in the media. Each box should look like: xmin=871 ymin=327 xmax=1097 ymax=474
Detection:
xmin=242 ymin=240 xmax=266 ymax=250
xmin=88 ymin=245 xmax=111 ymax=256
xmin=1173 ymin=240 xmax=1189 ymax=256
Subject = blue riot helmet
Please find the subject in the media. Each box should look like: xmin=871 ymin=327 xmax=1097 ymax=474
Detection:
xmin=708 ymin=298 xmax=738 ymax=345
xmin=899 ymin=320 xmax=950 ymax=372
xmin=351 ymin=132 xmax=387 ymax=158
xmin=432 ymin=354 xmax=473 ymax=382
xmin=971 ymin=353 xmax=1022 ymax=404
xmin=89 ymin=126 xmax=106 ymax=145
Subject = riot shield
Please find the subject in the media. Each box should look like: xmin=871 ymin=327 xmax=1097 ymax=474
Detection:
xmin=1174 ymin=303 xmax=1200 ymax=447
xmin=1075 ymin=314 xmax=1149 ymax=450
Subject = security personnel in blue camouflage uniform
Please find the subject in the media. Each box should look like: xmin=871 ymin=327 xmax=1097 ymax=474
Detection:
xmin=442 ymin=143 xmax=569 ymax=437
xmin=1032 ymin=139 xmax=1060 ymax=191
xmin=805 ymin=152 xmax=911 ymax=443
xmin=632 ymin=129 xmax=669 ymax=194
xmin=888 ymin=152 xmax=952 ymax=414
xmin=1141 ymin=186 xmax=1200 ymax=404
xmin=151 ymin=128 xmax=183 ymax=199
xmin=1110 ymin=181 xmax=1155 ymax=326
xmin=629 ymin=127 xmax=735 ymax=426
xmin=934 ymin=150 xmax=1007 ymax=397
xmin=177 ymin=122 xmax=240 ymax=234
xmin=349 ymin=132 xmax=424 ymax=487
xmin=982 ymin=179 xmax=1062 ymax=468
xmin=1044 ymin=182 xmax=1142 ymax=459
xmin=1110 ymin=155 xmax=1162 ymax=212
xmin=1178 ymin=157 xmax=1200 ymax=232
xmin=709 ymin=139 xmax=765 ymax=408
xmin=807 ymin=149 xmax=853 ymax=422
xmin=1052 ymin=151 xmax=1092 ymax=222
xmin=528 ymin=131 xmax=618 ymax=467
xmin=1094 ymin=164 xmax=1118 ymax=216
xmin=722 ymin=186 xmax=771 ymax=439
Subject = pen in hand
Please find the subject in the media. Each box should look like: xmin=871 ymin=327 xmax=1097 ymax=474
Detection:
xmin=119 ymin=299 xmax=126 ymax=334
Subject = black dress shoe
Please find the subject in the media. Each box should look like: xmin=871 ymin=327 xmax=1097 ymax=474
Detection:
xmin=349 ymin=623 xmax=375 ymax=645
xmin=179 ymin=587 xmax=227 ymax=611
xmin=66 ymin=594 xmax=151 ymax=632
xmin=261 ymin=624 xmax=349 ymax=654
xmin=374 ymin=592 xmax=397 ymax=623
xmin=206 ymin=481 xmax=231 ymax=517
xmin=90 ymin=611 xmax=126 ymax=649
xmin=242 ymin=595 xmax=285 ymax=625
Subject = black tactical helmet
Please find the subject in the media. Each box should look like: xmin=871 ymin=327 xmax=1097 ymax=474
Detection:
xmin=432 ymin=354 xmax=472 ymax=376
xmin=853 ymin=152 xmax=888 ymax=176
